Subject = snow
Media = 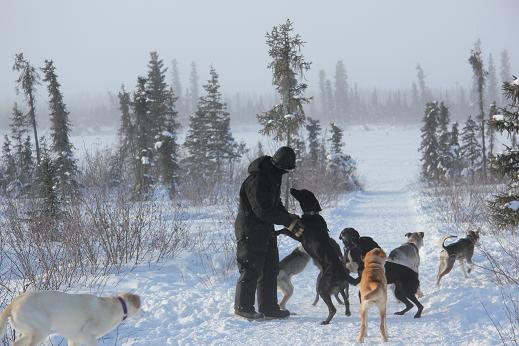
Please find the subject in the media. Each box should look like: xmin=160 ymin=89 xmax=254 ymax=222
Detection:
xmin=284 ymin=114 xmax=296 ymax=120
xmin=513 ymin=78 xmax=519 ymax=86
xmin=154 ymin=141 xmax=163 ymax=150
xmin=141 ymin=156 xmax=150 ymax=165
xmin=19 ymin=125 xmax=508 ymax=345
xmin=505 ymin=200 xmax=519 ymax=211
xmin=493 ymin=114 xmax=505 ymax=121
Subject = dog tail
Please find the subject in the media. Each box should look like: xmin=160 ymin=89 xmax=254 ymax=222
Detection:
xmin=0 ymin=302 xmax=12 ymax=338
xmin=364 ymin=282 xmax=380 ymax=300
xmin=441 ymin=235 xmax=457 ymax=250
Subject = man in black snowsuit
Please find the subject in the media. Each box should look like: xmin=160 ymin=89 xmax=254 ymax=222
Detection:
xmin=234 ymin=146 xmax=303 ymax=320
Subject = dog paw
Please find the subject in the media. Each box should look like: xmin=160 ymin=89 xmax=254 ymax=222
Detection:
xmin=358 ymin=337 xmax=365 ymax=343
xmin=414 ymin=313 xmax=422 ymax=318
xmin=394 ymin=311 xmax=405 ymax=315
xmin=345 ymin=310 xmax=351 ymax=316
xmin=320 ymin=320 xmax=330 ymax=325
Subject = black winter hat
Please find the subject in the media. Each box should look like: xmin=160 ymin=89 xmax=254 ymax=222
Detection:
xmin=272 ymin=146 xmax=296 ymax=170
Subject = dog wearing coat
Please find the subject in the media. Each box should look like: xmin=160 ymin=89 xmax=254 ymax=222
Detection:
xmin=358 ymin=248 xmax=388 ymax=343
xmin=0 ymin=290 xmax=141 ymax=346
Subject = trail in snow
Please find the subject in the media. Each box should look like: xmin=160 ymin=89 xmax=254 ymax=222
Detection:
xmin=87 ymin=125 xmax=503 ymax=345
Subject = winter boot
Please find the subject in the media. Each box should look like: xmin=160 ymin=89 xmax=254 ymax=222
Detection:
xmin=261 ymin=308 xmax=290 ymax=319
xmin=234 ymin=309 xmax=265 ymax=320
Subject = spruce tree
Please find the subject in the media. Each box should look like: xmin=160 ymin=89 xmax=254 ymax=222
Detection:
xmin=184 ymin=107 xmax=211 ymax=178
xmin=419 ymin=102 xmax=441 ymax=183
xmin=257 ymin=19 xmax=311 ymax=146
xmin=437 ymin=102 xmax=451 ymax=180
xmin=468 ymin=44 xmax=488 ymax=179
xmin=118 ymin=85 xmax=133 ymax=164
xmin=334 ymin=60 xmax=349 ymax=123
xmin=448 ymin=122 xmax=462 ymax=181
xmin=37 ymin=138 xmax=60 ymax=221
xmin=487 ymin=54 xmax=498 ymax=106
xmin=145 ymin=51 xmax=180 ymax=195
xmin=460 ymin=116 xmax=483 ymax=181
xmin=188 ymin=62 xmax=199 ymax=115
xmin=9 ymin=103 xmax=33 ymax=187
xmin=487 ymin=102 xmax=497 ymax=158
xmin=306 ymin=117 xmax=321 ymax=164
xmin=13 ymin=53 xmax=41 ymax=164
xmin=132 ymin=77 xmax=153 ymax=196
xmin=1 ymin=136 xmax=16 ymax=193
xmin=416 ymin=64 xmax=431 ymax=105
xmin=41 ymin=59 xmax=78 ymax=199
xmin=200 ymin=66 xmax=238 ymax=180
xmin=327 ymin=122 xmax=357 ymax=191
xmin=171 ymin=59 xmax=184 ymax=117
xmin=488 ymin=76 xmax=519 ymax=228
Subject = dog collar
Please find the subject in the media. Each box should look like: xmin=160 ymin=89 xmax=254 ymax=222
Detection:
xmin=303 ymin=211 xmax=320 ymax=216
xmin=117 ymin=297 xmax=128 ymax=321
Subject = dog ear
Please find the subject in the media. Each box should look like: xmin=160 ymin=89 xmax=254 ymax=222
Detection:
xmin=405 ymin=232 xmax=411 ymax=238
xmin=419 ymin=232 xmax=424 ymax=238
xmin=124 ymin=293 xmax=141 ymax=309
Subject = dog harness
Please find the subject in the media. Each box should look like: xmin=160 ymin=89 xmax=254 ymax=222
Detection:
xmin=117 ymin=297 xmax=128 ymax=321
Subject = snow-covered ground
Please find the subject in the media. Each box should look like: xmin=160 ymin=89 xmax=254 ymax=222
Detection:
xmin=50 ymin=125 xmax=506 ymax=345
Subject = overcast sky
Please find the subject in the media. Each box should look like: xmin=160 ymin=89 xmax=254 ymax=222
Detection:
xmin=1 ymin=0 xmax=518 ymax=107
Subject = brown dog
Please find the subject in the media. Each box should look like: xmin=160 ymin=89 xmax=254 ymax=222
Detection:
xmin=358 ymin=248 xmax=388 ymax=343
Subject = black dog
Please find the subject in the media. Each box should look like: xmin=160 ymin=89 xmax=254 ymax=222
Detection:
xmin=339 ymin=227 xmax=380 ymax=276
xmin=276 ymin=188 xmax=359 ymax=324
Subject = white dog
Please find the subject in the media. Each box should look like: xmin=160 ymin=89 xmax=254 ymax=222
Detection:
xmin=0 ymin=290 xmax=141 ymax=346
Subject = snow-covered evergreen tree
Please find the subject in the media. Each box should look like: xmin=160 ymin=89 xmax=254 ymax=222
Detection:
xmin=305 ymin=117 xmax=321 ymax=165
xmin=257 ymin=19 xmax=311 ymax=147
xmin=488 ymin=76 xmax=519 ymax=228
xmin=447 ymin=122 xmax=462 ymax=181
xmin=487 ymin=102 xmax=497 ymax=158
xmin=419 ymin=102 xmax=441 ymax=183
xmin=437 ymin=102 xmax=451 ymax=180
xmin=132 ymin=76 xmax=153 ymax=197
xmin=468 ymin=43 xmax=488 ymax=180
xmin=42 ymin=59 xmax=78 ymax=199
xmin=327 ymin=122 xmax=357 ymax=190
xmin=203 ymin=67 xmax=239 ymax=179
xmin=416 ymin=64 xmax=431 ymax=105
xmin=37 ymin=138 xmax=60 ymax=221
xmin=13 ymin=53 xmax=41 ymax=164
xmin=1 ymin=136 xmax=16 ymax=193
xmin=460 ymin=116 xmax=482 ymax=181
xmin=171 ymin=59 xmax=184 ymax=118
xmin=145 ymin=52 xmax=180 ymax=195
xmin=184 ymin=107 xmax=211 ymax=178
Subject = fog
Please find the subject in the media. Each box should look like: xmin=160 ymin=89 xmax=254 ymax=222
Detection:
xmin=1 ymin=0 xmax=518 ymax=128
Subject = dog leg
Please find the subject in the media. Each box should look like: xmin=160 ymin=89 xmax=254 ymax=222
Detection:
xmin=466 ymin=256 xmax=474 ymax=274
xmin=335 ymin=293 xmax=344 ymax=305
xmin=408 ymin=293 xmax=424 ymax=318
xmin=459 ymin=259 xmax=469 ymax=278
xmin=379 ymin=306 xmax=389 ymax=342
xmin=339 ymin=289 xmax=350 ymax=316
xmin=312 ymin=271 xmax=323 ymax=306
xmin=358 ymin=303 xmax=368 ymax=343
xmin=394 ymin=284 xmax=413 ymax=315
xmin=279 ymin=280 xmax=294 ymax=310
xmin=319 ymin=294 xmax=336 ymax=325
xmin=436 ymin=257 xmax=455 ymax=286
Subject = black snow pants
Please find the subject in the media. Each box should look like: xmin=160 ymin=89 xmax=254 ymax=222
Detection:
xmin=234 ymin=226 xmax=279 ymax=313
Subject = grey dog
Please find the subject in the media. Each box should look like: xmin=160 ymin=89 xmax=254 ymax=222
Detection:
xmin=436 ymin=230 xmax=480 ymax=286
xmin=277 ymin=245 xmax=312 ymax=310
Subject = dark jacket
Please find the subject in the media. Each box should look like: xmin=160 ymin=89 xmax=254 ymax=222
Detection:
xmin=235 ymin=156 xmax=293 ymax=251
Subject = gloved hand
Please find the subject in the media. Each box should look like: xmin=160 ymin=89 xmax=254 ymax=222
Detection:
xmin=287 ymin=219 xmax=304 ymax=237
xmin=288 ymin=213 xmax=300 ymax=220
